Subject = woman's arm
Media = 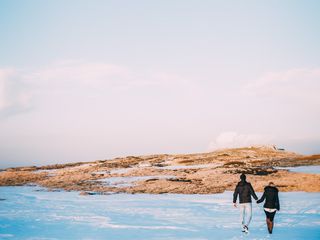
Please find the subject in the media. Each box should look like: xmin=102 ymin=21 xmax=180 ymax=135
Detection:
xmin=256 ymin=192 xmax=265 ymax=204
xmin=275 ymin=192 xmax=280 ymax=210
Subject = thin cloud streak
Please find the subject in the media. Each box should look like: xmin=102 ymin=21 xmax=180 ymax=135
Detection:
xmin=244 ymin=68 xmax=320 ymax=104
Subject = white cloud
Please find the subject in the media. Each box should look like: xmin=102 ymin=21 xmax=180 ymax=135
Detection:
xmin=25 ymin=60 xmax=192 ymax=90
xmin=244 ymin=68 xmax=320 ymax=104
xmin=0 ymin=60 xmax=195 ymax=118
xmin=0 ymin=68 xmax=32 ymax=116
xmin=0 ymin=68 xmax=14 ymax=110
xmin=208 ymin=131 xmax=274 ymax=151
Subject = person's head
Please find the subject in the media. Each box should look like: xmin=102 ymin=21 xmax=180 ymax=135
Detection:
xmin=269 ymin=182 xmax=275 ymax=187
xmin=240 ymin=173 xmax=246 ymax=181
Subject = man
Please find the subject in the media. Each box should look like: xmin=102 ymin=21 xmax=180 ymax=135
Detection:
xmin=233 ymin=173 xmax=258 ymax=233
xmin=257 ymin=182 xmax=280 ymax=234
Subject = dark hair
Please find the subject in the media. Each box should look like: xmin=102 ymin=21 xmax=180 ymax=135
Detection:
xmin=240 ymin=173 xmax=246 ymax=181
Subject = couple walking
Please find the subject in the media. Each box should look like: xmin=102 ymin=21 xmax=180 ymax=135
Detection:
xmin=233 ymin=173 xmax=280 ymax=234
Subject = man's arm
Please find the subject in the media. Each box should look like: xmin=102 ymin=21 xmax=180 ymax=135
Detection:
xmin=233 ymin=185 xmax=239 ymax=204
xmin=249 ymin=183 xmax=258 ymax=200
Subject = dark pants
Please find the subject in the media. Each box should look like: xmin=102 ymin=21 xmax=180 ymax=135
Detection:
xmin=264 ymin=210 xmax=276 ymax=222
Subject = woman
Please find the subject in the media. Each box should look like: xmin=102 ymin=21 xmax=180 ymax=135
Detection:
xmin=257 ymin=182 xmax=280 ymax=234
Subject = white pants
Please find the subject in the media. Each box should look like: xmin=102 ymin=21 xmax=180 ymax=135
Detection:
xmin=239 ymin=203 xmax=252 ymax=228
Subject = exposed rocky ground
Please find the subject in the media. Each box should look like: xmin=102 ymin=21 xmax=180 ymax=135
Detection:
xmin=1 ymin=146 xmax=320 ymax=194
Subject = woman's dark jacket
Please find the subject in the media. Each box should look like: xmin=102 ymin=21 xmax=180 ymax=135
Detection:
xmin=257 ymin=186 xmax=280 ymax=210
xmin=233 ymin=181 xmax=258 ymax=203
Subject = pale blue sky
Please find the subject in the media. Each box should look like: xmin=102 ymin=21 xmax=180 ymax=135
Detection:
xmin=1 ymin=0 xmax=320 ymax=168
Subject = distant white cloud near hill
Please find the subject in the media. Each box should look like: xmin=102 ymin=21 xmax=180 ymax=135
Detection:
xmin=208 ymin=132 xmax=274 ymax=151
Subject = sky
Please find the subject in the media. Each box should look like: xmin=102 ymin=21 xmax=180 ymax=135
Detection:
xmin=0 ymin=0 xmax=320 ymax=168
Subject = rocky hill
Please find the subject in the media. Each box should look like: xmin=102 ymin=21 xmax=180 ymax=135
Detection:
xmin=1 ymin=146 xmax=320 ymax=194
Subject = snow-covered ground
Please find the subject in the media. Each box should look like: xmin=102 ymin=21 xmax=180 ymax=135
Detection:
xmin=96 ymin=175 xmax=176 ymax=188
xmin=276 ymin=165 xmax=320 ymax=174
xmin=0 ymin=186 xmax=319 ymax=240
xmin=158 ymin=163 xmax=222 ymax=170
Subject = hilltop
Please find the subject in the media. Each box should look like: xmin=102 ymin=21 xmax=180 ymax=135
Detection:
xmin=1 ymin=146 xmax=320 ymax=194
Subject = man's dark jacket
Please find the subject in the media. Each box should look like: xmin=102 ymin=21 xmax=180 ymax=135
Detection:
xmin=233 ymin=180 xmax=258 ymax=203
xmin=257 ymin=186 xmax=280 ymax=210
